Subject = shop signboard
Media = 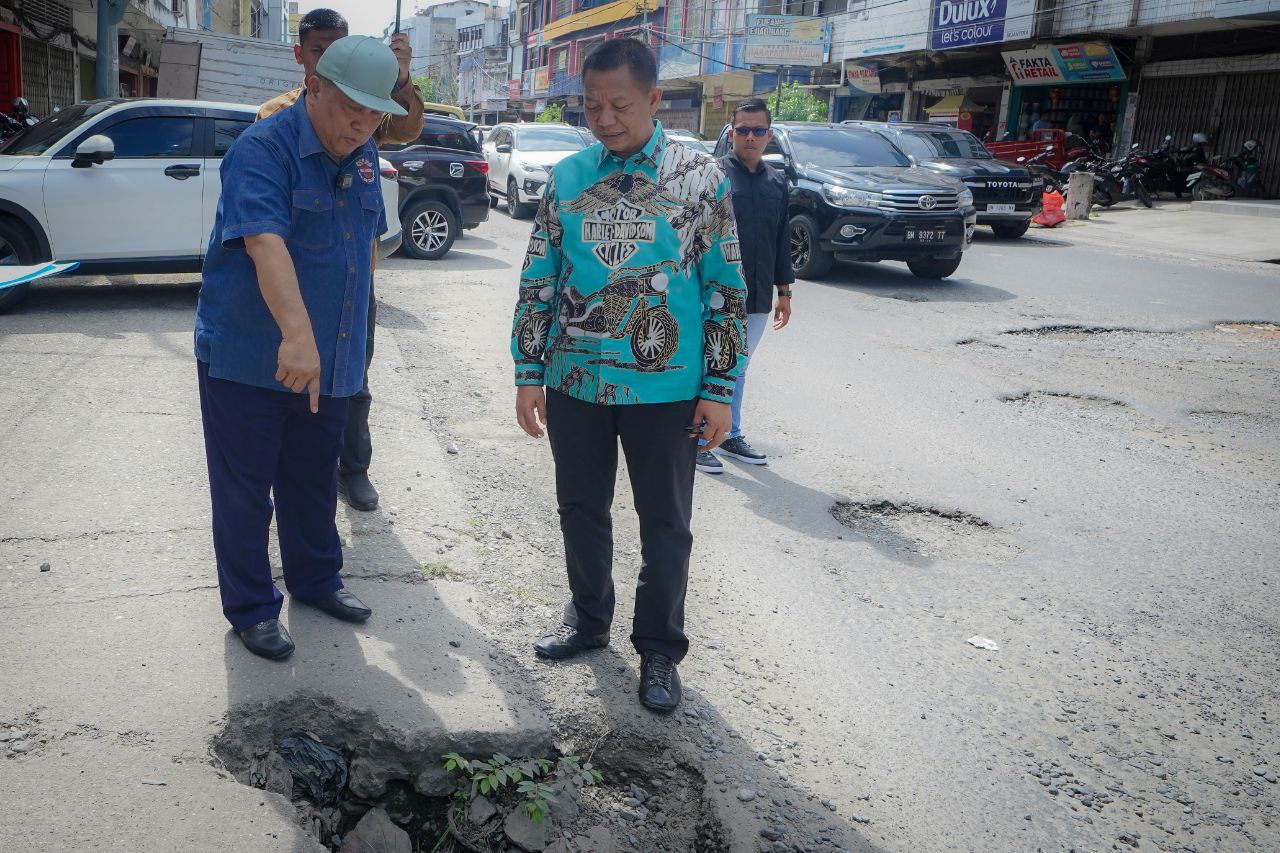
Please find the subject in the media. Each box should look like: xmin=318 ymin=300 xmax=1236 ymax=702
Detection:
xmin=1214 ymin=0 xmax=1280 ymax=17
xmin=929 ymin=0 xmax=1034 ymax=50
xmin=844 ymin=60 xmax=881 ymax=94
xmin=744 ymin=15 xmax=828 ymax=67
xmin=533 ymin=66 xmax=550 ymax=94
xmin=845 ymin=0 xmax=929 ymax=57
xmin=508 ymin=78 xmax=521 ymax=101
xmin=1002 ymin=42 xmax=1127 ymax=85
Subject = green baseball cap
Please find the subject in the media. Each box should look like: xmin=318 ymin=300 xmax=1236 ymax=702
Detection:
xmin=315 ymin=35 xmax=408 ymax=116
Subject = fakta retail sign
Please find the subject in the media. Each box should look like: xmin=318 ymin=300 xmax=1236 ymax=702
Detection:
xmin=929 ymin=0 xmax=1033 ymax=50
xmin=1003 ymin=42 xmax=1127 ymax=85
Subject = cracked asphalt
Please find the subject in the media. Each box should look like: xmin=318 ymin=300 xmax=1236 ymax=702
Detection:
xmin=1 ymin=207 xmax=1277 ymax=852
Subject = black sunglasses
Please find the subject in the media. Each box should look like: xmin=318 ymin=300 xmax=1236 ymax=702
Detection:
xmin=732 ymin=126 xmax=770 ymax=137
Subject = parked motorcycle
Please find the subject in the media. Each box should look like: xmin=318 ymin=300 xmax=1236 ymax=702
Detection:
xmin=1060 ymin=142 xmax=1153 ymax=208
xmin=0 ymin=97 xmax=38 ymax=141
xmin=1188 ymin=139 xmax=1264 ymax=201
xmin=1017 ymin=145 xmax=1066 ymax=194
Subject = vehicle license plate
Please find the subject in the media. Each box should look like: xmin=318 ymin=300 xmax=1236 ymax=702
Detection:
xmin=906 ymin=229 xmax=943 ymax=242
xmin=987 ymin=203 xmax=1016 ymax=213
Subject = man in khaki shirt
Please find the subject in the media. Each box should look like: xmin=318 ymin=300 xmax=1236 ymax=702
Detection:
xmin=258 ymin=8 xmax=426 ymax=512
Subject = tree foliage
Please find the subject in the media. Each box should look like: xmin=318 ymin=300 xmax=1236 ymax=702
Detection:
xmin=772 ymin=82 xmax=828 ymax=123
xmin=536 ymin=102 xmax=565 ymax=123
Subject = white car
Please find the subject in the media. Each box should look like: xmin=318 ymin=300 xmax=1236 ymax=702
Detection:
xmin=0 ymin=98 xmax=400 ymax=313
xmin=483 ymin=123 xmax=591 ymax=219
xmin=665 ymin=129 xmax=713 ymax=154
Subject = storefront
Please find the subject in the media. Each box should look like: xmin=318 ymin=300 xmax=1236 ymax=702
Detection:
xmin=1001 ymin=42 xmax=1129 ymax=151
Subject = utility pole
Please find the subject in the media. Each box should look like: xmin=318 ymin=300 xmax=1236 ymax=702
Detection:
xmin=774 ymin=67 xmax=784 ymax=116
xmin=95 ymin=0 xmax=129 ymax=99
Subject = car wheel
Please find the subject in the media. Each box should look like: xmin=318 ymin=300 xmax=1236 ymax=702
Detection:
xmin=508 ymin=178 xmax=534 ymax=219
xmin=401 ymin=199 xmax=458 ymax=260
xmin=907 ymin=254 xmax=962 ymax=280
xmin=991 ymin=221 xmax=1030 ymax=239
xmin=489 ymin=192 xmax=499 ymax=209
xmin=0 ymin=217 xmax=43 ymax=314
xmin=789 ymin=214 xmax=833 ymax=279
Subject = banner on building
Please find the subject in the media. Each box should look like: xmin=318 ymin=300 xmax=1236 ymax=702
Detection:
xmin=659 ymin=42 xmax=701 ymax=80
xmin=533 ymin=67 xmax=550 ymax=94
xmin=843 ymin=60 xmax=881 ymax=94
xmin=929 ymin=0 xmax=1034 ymax=51
xmin=1002 ymin=42 xmax=1127 ymax=85
xmin=845 ymin=0 xmax=929 ymax=58
xmin=744 ymin=15 xmax=828 ymax=67
xmin=508 ymin=78 xmax=521 ymax=100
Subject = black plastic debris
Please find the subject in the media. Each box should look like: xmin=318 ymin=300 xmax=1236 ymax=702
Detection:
xmin=278 ymin=734 xmax=348 ymax=805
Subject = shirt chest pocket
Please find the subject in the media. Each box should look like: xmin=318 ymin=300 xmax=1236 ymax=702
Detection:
xmin=358 ymin=191 xmax=383 ymax=240
xmin=290 ymin=189 xmax=334 ymax=251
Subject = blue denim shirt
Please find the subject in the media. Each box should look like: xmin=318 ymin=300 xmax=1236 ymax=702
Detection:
xmin=194 ymin=98 xmax=383 ymax=397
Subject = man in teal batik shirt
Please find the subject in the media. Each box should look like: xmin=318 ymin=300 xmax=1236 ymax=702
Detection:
xmin=511 ymin=38 xmax=747 ymax=714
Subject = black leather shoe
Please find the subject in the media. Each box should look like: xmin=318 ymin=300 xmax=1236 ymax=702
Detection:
xmin=238 ymin=619 xmax=294 ymax=661
xmin=338 ymin=472 xmax=379 ymax=511
xmin=302 ymin=589 xmax=372 ymax=623
xmin=533 ymin=623 xmax=610 ymax=660
xmin=639 ymin=652 xmax=682 ymax=713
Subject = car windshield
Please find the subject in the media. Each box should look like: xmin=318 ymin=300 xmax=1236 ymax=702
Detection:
xmin=0 ymin=101 xmax=115 ymax=156
xmin=894 ymin=128 xmax=991 ymax=159
xmin=787 ymin=128 xmax=911 ymax=168
xmin=518 ymin=127 xmax=588 ymax=152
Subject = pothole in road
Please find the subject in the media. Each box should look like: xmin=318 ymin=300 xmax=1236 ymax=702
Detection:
xmin=210 ymin=695 xmax=725 ymax=852
xmin=999 ymin=324 xmax=1159 ymax=339
xmin=955 ymin=337 xmax=1007 ymax=349
xmin=830 ymin=500 xmax=1021 ymax=564
xmin=1001 ymin=390 xmax=1129 ymax=410
xmin=1215 ymin=321 xmax=1280 ymax=340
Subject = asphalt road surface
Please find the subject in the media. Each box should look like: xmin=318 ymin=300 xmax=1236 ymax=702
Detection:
xmin=1 ymin=207 xmax=1276 ymax=852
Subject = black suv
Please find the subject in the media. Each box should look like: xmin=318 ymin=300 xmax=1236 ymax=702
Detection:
xmin=851 ymin=121 xmax=1041 ymax=239
xmin=380 ymin=115 xmax=490 ymax=259
xmin=716 ymin=123 xmax=976 ymax=279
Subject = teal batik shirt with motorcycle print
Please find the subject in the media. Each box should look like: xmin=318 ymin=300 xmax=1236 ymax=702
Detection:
xmin=511 ymin=122 xmax=748 ymax=406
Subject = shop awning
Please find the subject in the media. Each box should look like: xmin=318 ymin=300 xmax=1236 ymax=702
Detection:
xmin=925 ymin=94 xmax=987 ymax=115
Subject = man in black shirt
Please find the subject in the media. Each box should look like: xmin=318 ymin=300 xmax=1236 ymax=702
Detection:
xmin=701 ymin=99 xmax=794 ymax=473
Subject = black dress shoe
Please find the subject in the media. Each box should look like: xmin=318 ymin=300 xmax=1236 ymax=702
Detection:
xmin=533 ymin=623 xmax=610 ymax=660
xmin=639 ymin=652 xmax=682 ymax=713
xmin=302 ymin=589 xmax=372 ymax=623
xmin=338 ymin=472 xmax=379 ymax=511
xmin=238 ymin=619 xmax=294 ymax=661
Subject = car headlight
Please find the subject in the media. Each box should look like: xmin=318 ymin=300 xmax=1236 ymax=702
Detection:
xmin=957 ymin=188 xmax=974 ymax=207
xmin=823 ymin=184 xmax=881 ymax=209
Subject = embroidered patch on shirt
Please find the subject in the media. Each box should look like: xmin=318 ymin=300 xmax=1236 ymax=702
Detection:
xmin=357 ymin=158 xmax=376 ymax=183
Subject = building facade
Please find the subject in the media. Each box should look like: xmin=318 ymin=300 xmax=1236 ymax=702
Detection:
xmin=0 ymin=0 xmax=295 ymax=114
xmin=456 ymin=1 xmax=512 ymax=121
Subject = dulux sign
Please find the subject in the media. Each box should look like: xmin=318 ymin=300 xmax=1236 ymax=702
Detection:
xmin=930 ymin=0 xmax=1005 ymax=49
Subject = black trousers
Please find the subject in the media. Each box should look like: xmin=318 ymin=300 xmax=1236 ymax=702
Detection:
xmin=339 ymin=284 xmax=375 ymax=477
xmin=545 ymin=389 xmax=698 ymax=663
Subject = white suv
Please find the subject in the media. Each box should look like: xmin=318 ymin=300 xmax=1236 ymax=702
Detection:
xmin=0 ymin=98 xmax=400 ymax=312
xmin=483 ymin=123 xmax=592 ymax=219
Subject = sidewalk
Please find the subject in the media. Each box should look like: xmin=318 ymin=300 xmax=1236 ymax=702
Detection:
xmin=1030 ymin=199 xmax=1280 ymax=265
xmin=0 ymin=294 xmax=552 ymax=852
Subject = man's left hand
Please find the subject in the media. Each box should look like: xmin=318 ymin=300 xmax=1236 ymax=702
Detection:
xmin=773 ymin=295 xmax=792 ymax=330
xmin=691 ymin=399 xmax=732 ymax=451
xmin=390 ymin=33 xmax=412 ymax=86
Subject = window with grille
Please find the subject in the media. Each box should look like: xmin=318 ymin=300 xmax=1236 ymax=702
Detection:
xmin=250 ymin=0 xmax=266 ymax=39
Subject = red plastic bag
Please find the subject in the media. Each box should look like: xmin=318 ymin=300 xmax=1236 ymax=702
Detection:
xmin=1033 ymin=191 xmax=1065 ymax=227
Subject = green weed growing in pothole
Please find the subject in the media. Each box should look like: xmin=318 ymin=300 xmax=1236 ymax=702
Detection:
xmin=443 ymin=751 xmax=602 ymax=824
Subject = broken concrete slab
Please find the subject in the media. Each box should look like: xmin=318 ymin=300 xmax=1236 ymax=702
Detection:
xmin=340 ymin=807 xmax=411 ymax=853
xmin=0 ymin=328 xmax=552 ymax=852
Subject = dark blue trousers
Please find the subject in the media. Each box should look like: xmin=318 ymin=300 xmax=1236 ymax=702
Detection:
xmin=197 ymin=361 xmax=350 ymax=631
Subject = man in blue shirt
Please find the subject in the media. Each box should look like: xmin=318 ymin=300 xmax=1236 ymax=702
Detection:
xmin=194 ymin=36 xmax=406 ymax=661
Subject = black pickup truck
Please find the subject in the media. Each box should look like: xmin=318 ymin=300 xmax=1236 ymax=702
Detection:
xmin=851 ymin=121 xmax=1042 ymax=239
xmin=716 ymin=122 xmax=977 ymax=280
xmin=379 ymin=115 xmax=490 ymax=259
